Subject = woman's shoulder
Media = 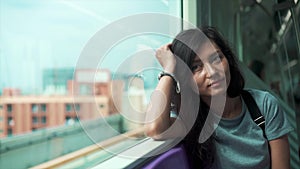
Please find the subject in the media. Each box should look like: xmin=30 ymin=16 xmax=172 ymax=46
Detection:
xmin=243 ymin=88 xmax=278 ymax=105
xmin=244 ymin=88 xmax=270 ymax=97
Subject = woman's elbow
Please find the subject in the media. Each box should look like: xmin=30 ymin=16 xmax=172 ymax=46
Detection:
xmin=144 ymin=123 xmax=166 ymax=140
xmin=144 ymin=124 xmax=159 ymax=138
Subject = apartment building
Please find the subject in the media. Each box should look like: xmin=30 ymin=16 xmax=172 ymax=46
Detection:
xmin=0 ymin=94 xmax=109 ymax=138
xmin=0 ymin=69 xmax=127 ymax=138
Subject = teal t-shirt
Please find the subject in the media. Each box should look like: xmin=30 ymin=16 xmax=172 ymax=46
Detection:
xmin=211 ymin=89 xmax=293 ymax=169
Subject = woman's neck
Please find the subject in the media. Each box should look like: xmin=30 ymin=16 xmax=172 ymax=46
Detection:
xmin=201 ymin=95 xmax=242 ymax=119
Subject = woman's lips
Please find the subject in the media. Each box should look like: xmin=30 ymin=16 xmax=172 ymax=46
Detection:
xmin=208 ymin=78 xmax=225 ymax=88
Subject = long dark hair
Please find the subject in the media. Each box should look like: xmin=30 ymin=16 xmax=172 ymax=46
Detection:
xmin=171 ymin=26 xmax=244 ymax=97
xmin=170 ymin=26 xmax=245 ymax=168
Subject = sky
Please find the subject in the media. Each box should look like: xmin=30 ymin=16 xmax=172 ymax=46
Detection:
xmin=0 ymin=0 xmax=181 ymax=94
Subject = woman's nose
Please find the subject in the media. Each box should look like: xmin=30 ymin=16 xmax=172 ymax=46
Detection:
xmin=204 ymin=64 xmax=217 ymax=78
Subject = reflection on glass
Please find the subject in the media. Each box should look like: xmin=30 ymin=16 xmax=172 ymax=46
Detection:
xmin=0 ymin=1 xmax=181 ymax=168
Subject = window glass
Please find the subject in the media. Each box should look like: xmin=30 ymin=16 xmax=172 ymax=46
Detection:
xmin=0 ymin=0 xmax=182 ymax=168
xmin=66 ymin=104 xmax=72 ymax=112
xmin=74 ymin=104 xmax=80 ymax=111
xmin=31 ymin=104 xmax=39 ymax=113
xmin=0 ymin=0 xmax=181 ymax=95
xmin=42 ymin=116 xmax=47 ymax=124
xmin=0 ymin=0 xmax=181 ymax=135
xmin=7 ymin=104 xmax=12 ymax=113
xmin=8 ymin=117 xmax=13 ymax=126
xmin=32 ymin=117 xmax=38 ymax=124
xmin=7 ymin=128 xmax=12 ymax=136
xmin=41 ymin=104 xmax=47 ymax=112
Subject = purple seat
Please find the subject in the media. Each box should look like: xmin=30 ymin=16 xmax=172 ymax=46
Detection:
xmin=142 ymin=144 xmax=191 ymax=169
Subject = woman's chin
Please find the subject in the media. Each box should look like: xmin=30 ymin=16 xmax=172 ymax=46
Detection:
xmin=198 ymin=83 xmax=229 ymax=98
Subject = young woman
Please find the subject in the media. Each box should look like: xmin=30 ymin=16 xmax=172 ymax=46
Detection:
xmin=145 ymin=26 xmax=293 ymax=169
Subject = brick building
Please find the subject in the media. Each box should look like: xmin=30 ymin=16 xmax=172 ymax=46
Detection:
xmin=0 ymin=69 xmax=126 ymax=138
xmin=0 ymin=95 xmax=109 ymax=138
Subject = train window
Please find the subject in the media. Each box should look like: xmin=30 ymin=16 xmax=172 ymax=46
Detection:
xmin=0 ymin=0 xmax=182 ymax=168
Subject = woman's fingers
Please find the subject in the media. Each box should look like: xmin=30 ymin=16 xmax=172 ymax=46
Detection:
xmin=155 ymin=44 xmax=176 ymax=73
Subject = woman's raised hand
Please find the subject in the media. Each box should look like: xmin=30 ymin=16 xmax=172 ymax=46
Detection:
xmin=155 ymin=44 xmax=176 ymax=73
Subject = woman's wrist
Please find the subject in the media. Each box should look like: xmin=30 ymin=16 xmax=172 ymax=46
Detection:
xmin=158 ymin=71 xmax=180 ymax=94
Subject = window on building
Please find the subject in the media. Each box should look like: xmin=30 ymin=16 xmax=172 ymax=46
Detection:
xmin=31 ymin=104 xmax=39 ymax=113
xmin=32 ymin=117 xmax=38 ymax=124
xmin=7 ymin=117 xmax=14 ymax=126
xmin=66 ymin=104 xmax=72 ymax=112
xmin=7 ymin=104 xmax=12 ymax=113
xmin=7 ymin=128 xmax=12 ymax=136
xmin=42 ymin=116 xmax=47 ymax=124
xmin=74 ymin=104 xmax=80 ymax=111
xmin=79 ymin=85 xmax=91 ymax=95
xmin=65 ymin=117 xmax=75 ymax=125
xmin=41 ymin=104 xmax=47 ymax=112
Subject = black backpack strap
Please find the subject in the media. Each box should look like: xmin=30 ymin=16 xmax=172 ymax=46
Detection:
xmin=241 ymin=90 xmax=271 ymax=168
xmin=241 ymin=90 xmax=267 ymax=139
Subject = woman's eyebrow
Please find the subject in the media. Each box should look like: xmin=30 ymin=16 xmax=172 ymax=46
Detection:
xmin=209 ymin=50 xmax=220 ymax=57
xmin=193 ymin=57 xmax=202 ymax=64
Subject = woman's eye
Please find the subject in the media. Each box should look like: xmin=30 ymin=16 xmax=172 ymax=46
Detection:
xmin=191 ymin=64 xmax=203 ymax=72
xmin=213 ymin=57 xmax=221 ymax=63
xmin=212 ymin=55 xmax=222 ymax=64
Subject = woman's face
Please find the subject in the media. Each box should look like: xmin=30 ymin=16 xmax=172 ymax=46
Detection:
xmin=191 ymin=42 xmax=230 ymax=98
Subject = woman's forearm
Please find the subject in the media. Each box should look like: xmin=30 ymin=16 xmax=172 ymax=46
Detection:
xmin=144 ymin=76 xmax=175 ymax=139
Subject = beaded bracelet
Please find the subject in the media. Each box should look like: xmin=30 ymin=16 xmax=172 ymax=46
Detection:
xmin=158 ymin=71 xmax=181 ymax=93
